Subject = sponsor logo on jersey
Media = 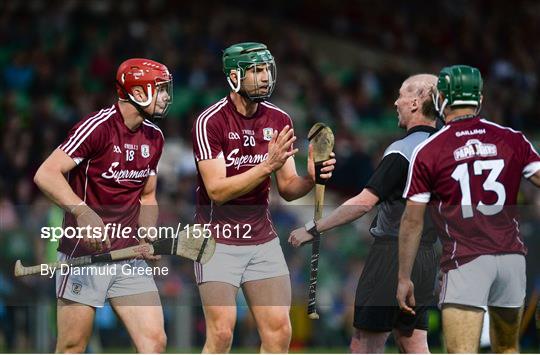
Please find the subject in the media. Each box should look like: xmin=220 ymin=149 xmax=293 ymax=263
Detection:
xmin=228 ymin=132 xmax=241 ymax=140
xmin=113 ymin=145 xmax=122 ymax=154
xmin=101 ymin=162 xmax=152 ymax=183
xmin=263 ymin=128 xmax=273 ymax=141
xmin=225 ymin=148 xmax=268 ymax=170
xmin=124 ymin=144 xmax=138 ymax=150
xmin=455 ymin=128 xmax=486 ymax=137
xmin=242 ymin=129 xmax=255 ymax=136
xmin=453 ymin=139 xmax=498 ymax=161
xmin=141 ymin=144 xmax=150 ymax=158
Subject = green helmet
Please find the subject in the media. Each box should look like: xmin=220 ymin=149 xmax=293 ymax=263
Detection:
xmin=222 ymin=42 xmax=277 ymax=102
xmin=434 ymin=65 xmax=483 ymax=117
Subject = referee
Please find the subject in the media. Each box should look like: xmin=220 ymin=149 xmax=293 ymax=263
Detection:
xmin=289 ymin=74 xmax=440 ymax=353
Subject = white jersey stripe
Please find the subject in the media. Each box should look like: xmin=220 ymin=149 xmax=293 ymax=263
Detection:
xmin=142 ymin=120 xmax=164 ymax=140
xmin=403 ymin=125 xmax=450 ymax=199
xmin=195 ymin=98 xmax=227 ymax=160
xmin=62 ymin=106 xmax=114 ymax=153
xmin=202 ymin=100 xmax=228 ymax=160
xmin=480 ymin=119 xmax=540 ymax=177
xmin=261 ymin=101 xmax=291 ymax=118
xmin=59 ymin=107 xmax=107 ymax=151
xmin=198 ymin=98 xmax=226 ymax=159
xmin=61 ymin=105 xmax=114 ymax=152
xmin=196 ymin=98 xmax=226 ymax=160
xmin=480 ymin=119 xmax=540 ymax=157
xmin=66 ymin=109 xmax=115 ymax=156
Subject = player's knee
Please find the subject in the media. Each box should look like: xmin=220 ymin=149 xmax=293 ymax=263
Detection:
xmin=273 ymin=321 xmax=292 ymax=344
xmin=136 ymin=329 xmax=167 ymax=353
xmin=208 ymin=326 xmax=234 ymax=350
xmin=261 ymin=316 xmax=291 ymax=347
xmin=350 ymin=329 xmax=387 ymax=353
xmin=152 ymin=330 xmax=167 ymax=353
xmin=56 ymin=338 xmax=87 ymax=353
xmin=350 ymin=329 xmax=365 ymax=353
xmin=396 ymin=336 xmax=429 ymax=353
xmin=395 ymin=330 xmax=429 ymax=353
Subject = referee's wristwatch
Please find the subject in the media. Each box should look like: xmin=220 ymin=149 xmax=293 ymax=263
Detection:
xmin=304 ymin=220 xmax=321 ymax=239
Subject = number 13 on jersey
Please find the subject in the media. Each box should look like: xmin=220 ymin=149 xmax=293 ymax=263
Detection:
xmin=451 ymin=159 xmax=506 ymax=218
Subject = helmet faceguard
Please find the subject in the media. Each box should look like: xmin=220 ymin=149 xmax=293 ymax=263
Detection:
xmin=223 ymin=42 xmax=277 ymax=102
xmin=432 ymin=65 xmax=483 ymax=119
xmin=115 ymin=58 xmax=173 ymax=121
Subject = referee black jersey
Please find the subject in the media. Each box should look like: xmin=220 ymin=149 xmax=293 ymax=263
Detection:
xmin=365 ymin=125 xmax=438 ymax=243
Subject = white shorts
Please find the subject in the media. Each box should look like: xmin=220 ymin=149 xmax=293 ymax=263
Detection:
xmin=56 ymin=252 xmax=158 ymax=307
xmin=440 ymin=254 xmax=525 ymax=308
xmin=194 ymin=237 xmax=289 ymax=287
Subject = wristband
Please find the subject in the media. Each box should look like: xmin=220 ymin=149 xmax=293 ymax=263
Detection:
xmin=304 ymin=220 xmax=321 ymax=238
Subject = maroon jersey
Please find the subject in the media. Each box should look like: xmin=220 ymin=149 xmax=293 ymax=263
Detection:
xmin=57 ymin=103 xmax=164 ymax=257
xmin=192 ymin=96 xmax=293 ymax=245
xmin=404 ymin=116 xmax=540 ymax=271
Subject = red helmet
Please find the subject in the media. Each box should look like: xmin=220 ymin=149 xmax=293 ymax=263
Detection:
xmin=115 ymin=58 xmax=172 ymax=107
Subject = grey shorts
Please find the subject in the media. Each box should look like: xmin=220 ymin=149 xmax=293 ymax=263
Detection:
xmin=440 ymin=254 xmax=525 ymax=308
xmin=56 ymin=252 xmax=158 ymax=307
xmin=194 ymin=237 xmax=289 ymax=287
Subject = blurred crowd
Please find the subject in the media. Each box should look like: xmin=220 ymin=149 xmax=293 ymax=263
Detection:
xmin=1 ymin=0 xmax=540 ymax=352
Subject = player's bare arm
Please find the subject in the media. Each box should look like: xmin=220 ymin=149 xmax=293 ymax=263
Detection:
xmin=34 ymin=148 xmax=84 ymax=209
xmin=139 ymin=175 xmax=159 ymax=235
xmin=34 ymin=148 xmax=109 ymax=251
xmin=396 ymin=200 xmax=426 ymax=315
xmin=529 ymin=169 xmax=540 ymax=187
xmin=138 ymin=175 xmax=161 ymax=261
xmin=275 ymin=143 xmax=336 ymax=201
xmin=288 ymin=188 xmax=378 ymax=247
xmin=198 ymin=125 xmax=297 ymax=205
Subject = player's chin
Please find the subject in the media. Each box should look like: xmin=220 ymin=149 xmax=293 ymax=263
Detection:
xmin=254 ymin=87 xmax=269 ymax=95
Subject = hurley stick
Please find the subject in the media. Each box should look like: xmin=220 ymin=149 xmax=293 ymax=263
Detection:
xmin=306 ymin=123 xmax=334 ymax=319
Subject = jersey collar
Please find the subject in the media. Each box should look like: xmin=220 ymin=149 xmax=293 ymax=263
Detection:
xmin=226 ymin=94 xmax=264 ymax=120
xmin=406 ymin=125 xmax=437 ymax=136
xmin=446 ymin=115 xmax=481 ymax=126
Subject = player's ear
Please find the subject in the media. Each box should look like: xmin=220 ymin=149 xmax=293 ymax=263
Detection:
xmin=229 ymin=70 xmax=238 ymax=86
xmin=131 ymin=86 xmax=147 ymax=103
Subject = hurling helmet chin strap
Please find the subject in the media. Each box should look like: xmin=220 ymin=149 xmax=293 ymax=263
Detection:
xmin=432 ymin=91 xmax=448 ymax=125
xmin=474 ymin=102 xmax=482 ymax=116
xmin=116 ymin=80 xmax=158 ymax=122
xmin=128 ymin=84 xmax=153 ymax=107
xmin=227 ymin=69 xmax=242 ymax=93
